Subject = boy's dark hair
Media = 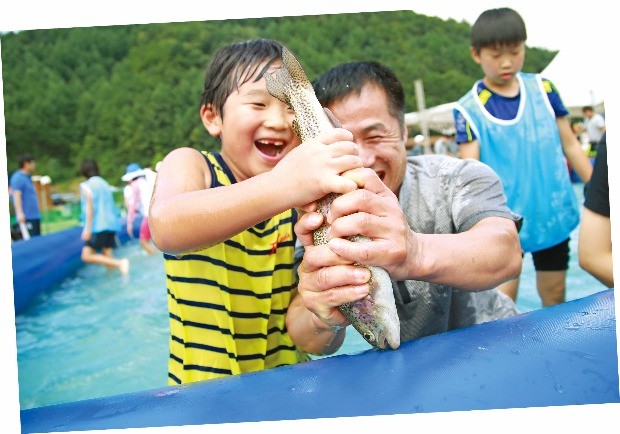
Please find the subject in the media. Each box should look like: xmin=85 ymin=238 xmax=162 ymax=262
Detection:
xmin=582 ymin=106 xmax=594 ymax=113
xmin=200 ymin=38 xmax=284 ymax=116
xmin=312 ymin=61 xmax=406 ymax=135
xmin=80 ymin=159 xmax=100 ymax=178
xmin=471 ymin=7 xmax=527 ymax=52
xmin=18 ymin=153 xmax=35 ymax=168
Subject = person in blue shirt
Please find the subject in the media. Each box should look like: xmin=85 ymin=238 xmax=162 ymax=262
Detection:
xmin=79 ymin=158 xmax=129 ymax=275
xmin=9 ymin=153 xmax=41 ymax=238
xmin=453 ymin=7 xmax=593 ymax=307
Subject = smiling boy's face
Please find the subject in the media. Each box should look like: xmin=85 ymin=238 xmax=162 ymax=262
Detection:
xmin=201 ymin=60 xmax=300 ymax=182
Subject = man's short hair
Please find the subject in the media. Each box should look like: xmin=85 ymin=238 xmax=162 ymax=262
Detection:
xmin=18 ymin=153 xmax=35 ymax=169
xmin=312 ymin=61 xmax=406 ymax=134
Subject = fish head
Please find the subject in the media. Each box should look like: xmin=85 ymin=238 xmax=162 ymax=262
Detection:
xmin=341 ymin=297 xmax=400 ymax=350
xmin=263 ymin=46 xmax=334 ymax=143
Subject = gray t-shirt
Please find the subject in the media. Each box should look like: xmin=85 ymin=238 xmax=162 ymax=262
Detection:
xmin=295 ymin=154 xmax=522 ymax=343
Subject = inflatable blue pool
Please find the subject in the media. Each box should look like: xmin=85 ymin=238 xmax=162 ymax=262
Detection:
xmin=20 ymin=288 xmax=619 ymax=433
xmin=11 ymin=216 xmax=142 ymax=315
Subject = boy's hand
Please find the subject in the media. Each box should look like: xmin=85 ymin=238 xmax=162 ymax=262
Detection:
xmin=273 ymin=128 xmax=363 ymax=207
xmin=81 ymin=228 xmax=92 ymax=242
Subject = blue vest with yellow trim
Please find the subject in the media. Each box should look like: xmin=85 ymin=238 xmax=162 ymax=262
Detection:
xmin=164 ymin=152 xmax=308 ymax=385
xmin=455 ymin=73 xmax=579 ymax=252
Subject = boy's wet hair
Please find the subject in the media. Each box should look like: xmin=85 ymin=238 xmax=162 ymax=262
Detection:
xmin=80 ymin=158 xmax=100 ymax=178
xmin=312 ymin=61 xmax=406 ymax=135
xmin=200 ymin=38 xmax=284 ymax=116
xmin=471 ymin=7 xmax=527 ymax=52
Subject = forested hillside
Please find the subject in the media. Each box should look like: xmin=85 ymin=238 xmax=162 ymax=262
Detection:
xmin=1 ymin=10 xmax=555 ymax=183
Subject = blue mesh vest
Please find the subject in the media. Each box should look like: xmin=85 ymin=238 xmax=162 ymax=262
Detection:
xmin=455 ymin=73 xmax=579 ymax=252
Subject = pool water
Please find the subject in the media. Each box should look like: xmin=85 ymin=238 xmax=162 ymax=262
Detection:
xmin=15 ymin=184 xmax=607 ymax=410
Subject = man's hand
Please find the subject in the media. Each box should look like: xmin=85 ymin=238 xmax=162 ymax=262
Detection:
xmin=294 ymin=211 xmax=370 ymax=330
xmin=325 ymin=167 xmax=420 ymax=281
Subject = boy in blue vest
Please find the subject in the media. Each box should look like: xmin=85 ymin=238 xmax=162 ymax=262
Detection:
xmin=149 ymin=39 xmax=363 ymax=384
xmin=453 ymin=7 xmax=593 ymax=307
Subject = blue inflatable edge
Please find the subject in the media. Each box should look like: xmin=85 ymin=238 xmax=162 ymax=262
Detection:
xmin=11 ymin=215 xmax=143 ymax=315
xmin=20 ymin=289 xmax=619 ymax=433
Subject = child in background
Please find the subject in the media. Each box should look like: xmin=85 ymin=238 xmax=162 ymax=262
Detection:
xmin=149 ymin=39 xmax=362 ymax=385
xmin=122 ymin=163 xmax=157 ymax=254
xmin=453 ymin=7 xmax=593 ymax=307
xmin=79 ymin=158 xmax=129 ymax=275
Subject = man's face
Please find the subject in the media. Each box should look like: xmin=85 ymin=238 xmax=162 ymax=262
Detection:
xmin=326 ymin=83 xmax=407 ymax=196
xmin=24 ymin=160 xmax=36 ymax=174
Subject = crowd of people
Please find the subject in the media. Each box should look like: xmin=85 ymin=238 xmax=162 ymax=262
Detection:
xmin=8 ymin=7 xmax=613 ymax=387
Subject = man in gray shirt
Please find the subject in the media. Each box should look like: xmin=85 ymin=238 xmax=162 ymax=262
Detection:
xmin=286 ymin=61 xmax=523 ymax=354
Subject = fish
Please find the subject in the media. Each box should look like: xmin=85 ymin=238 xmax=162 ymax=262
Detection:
xmin=264 ymin=46 xmax=400 ymax=350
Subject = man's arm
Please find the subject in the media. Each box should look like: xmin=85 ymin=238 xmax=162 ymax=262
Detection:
xmin=286 ymin=167 xmax=522 ymax=353
xmin=457 ymin=140 xmax=480 ymax=160
xmin=578 ymin=208 xmax=613 ymax=288
xmin=12 ymin=189 xmax=25 ymax=222
xmin=557 ymin=117 xmax=592 ymax=183
xmin=324 ymin=167 xmax=521 ymax=288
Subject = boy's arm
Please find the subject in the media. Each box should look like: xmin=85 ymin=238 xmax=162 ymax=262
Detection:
xmin=578 ymin=208 xmax=614 ymax=288
xmin=286 ymin=289 xmax=348 ymax=355
xmin=150 ymin=129 xmax=361 ymax=255
xmin=457 ymin=140 xmax=480 ymax=160
xmin=557 ymin=116 xmax=593 ymax=183
xmin=150 ymin=147 xmax=284 ymax=255
xmin=81 ymin=188 xmax=93 ymax=241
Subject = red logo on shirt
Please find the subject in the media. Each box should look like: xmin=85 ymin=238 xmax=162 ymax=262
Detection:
xmin=270 ymin=233 xmax=291 ymax=255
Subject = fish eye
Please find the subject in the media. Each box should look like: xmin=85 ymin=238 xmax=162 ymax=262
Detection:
xmin=363 ymin=331 xmax=375 ymax=342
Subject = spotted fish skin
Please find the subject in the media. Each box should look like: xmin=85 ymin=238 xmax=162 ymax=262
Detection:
xmin=264 ymin=47 xmax=400 ymax=350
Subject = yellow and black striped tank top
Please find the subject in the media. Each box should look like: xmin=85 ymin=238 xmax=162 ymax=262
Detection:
xmin=164 ymin=152 xmax=309 ymax=385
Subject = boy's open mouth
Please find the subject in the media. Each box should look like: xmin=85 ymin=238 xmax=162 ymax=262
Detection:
xmin=255 ymin=139 xmax=285 ymax=157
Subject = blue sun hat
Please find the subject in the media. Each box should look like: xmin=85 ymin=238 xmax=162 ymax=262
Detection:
xmin=121 ymin=163 xmax=145 ymax=182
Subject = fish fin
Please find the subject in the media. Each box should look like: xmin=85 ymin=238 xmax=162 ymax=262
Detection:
xmin=323 ymin=107 xmax=343 ymax=128
xmin=264 ymin=67 xmax=291 ymax=106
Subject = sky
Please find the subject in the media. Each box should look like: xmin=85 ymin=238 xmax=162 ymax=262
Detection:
xmin=1 ymin=1 xmax=618 ymax=433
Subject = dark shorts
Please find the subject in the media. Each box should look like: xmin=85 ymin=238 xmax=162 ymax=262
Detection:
xmin=10 ymin=219 xmax=41 ymax=240
xmin=529 ymin=238 xmax=570 ymax=272
xmin=85 ymin=231 xmax=117 ymax=250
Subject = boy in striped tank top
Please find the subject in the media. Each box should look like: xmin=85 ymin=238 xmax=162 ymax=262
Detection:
xmin=149 ymin=39 xmax=364 ymax=385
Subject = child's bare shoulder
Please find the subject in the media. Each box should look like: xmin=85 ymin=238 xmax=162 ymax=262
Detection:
xmin=160 ymin=147 xmax=212 ymax=190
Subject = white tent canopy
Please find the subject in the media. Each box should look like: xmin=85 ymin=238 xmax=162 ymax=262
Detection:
xmin=405 ymin=101 xmax=456 ymax=134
